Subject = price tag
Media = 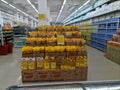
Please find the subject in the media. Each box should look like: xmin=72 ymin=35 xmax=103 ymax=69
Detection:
xmin=57 ymin=35 xmax=65 ymax=45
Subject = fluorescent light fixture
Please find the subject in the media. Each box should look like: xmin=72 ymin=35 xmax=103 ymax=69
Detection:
xmin=1 ymin=0 xmax=38 ymax=22
xmin=1 ymin=0 xmax=8 ymax=4
xmin=8 ymin=4 xmax=16 ymax=9
xmin=56 ymin=0 xmax=67 ymax=22
xmin=63 ymin=0 xmax=90 ymax=23
xmin=27 ymin=0 xmax=39 ymax=14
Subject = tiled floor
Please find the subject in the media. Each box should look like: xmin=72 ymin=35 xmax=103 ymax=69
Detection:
xmin=0 ymin=46 xmax=120 ymax=90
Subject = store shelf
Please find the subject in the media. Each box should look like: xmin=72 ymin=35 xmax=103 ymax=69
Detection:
xmin=14 ymin=41 xmax=23 ymax=43
xmin=107 ymin=28 xmax=117 ymax=29
xmin=90 ymin=45 xmax=105 ymax=52
xmin=98 ymin=28 xmax=106 ymax=29
xmin=14 ymin=35 xmax=26 ymax=37
xmin=14 ymin=46 xmax=24 ymax=48
xmin=97 ymin=42 xmax=107 ymax=46
xmin=88 ymin=17 xmax=120 ymax=51
xmin=3 ymin=31 xmax=13 ymax=34
xmin=90 ymin=40 xmax=96 ymax=42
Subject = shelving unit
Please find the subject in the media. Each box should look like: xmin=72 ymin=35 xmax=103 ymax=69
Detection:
xmin=80 ymin=24 xmax=98 ymax=45
xmin=91 ymin=17 xmax=120 ymax=52
xmin=13 ymin=26 xmax=27 ymax=47
xmin=0 ymin=30 xmax=13 ymax=45
xmin=80 ymin=24 xmax=92 ymax=45
xmin=0 ymin=25 xmax=2 ymax=46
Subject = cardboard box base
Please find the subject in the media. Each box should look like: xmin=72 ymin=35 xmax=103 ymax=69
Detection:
xmin=22 ymin=70 xmax=36 ymax=82
xmin=36 ymin=70 xmax=49 ymax=81
xmin=49 ymin=69 xmax=63 ymax=81
xmin=22 ymin=69 xmax=87 ymax=82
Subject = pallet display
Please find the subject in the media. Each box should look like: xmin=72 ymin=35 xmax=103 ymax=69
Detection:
xmin=106 ymin=29 xmax=120 ymax=65
xmin=106 ymin=41 xmax=120 ymax=65
xmin=21 ymin=26 xmax=88 ymax=82
xmin=91 ymin=17 xmax=120 ymax=51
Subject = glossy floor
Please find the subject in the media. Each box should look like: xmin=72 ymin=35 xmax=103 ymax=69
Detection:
xmin=0 ymin=46 xmax=120 ymax=90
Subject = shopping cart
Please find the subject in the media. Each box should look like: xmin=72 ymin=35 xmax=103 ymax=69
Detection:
xmin=7 ymin=80 xmax=120 ymax=90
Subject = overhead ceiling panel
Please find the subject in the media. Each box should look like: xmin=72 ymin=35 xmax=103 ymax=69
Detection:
xmin=0 ymin=0 xmax=97 ymax=22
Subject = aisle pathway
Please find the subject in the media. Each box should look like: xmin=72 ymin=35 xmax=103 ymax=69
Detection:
xmin=87 ymin=46 xmax=120 ymax=81
xmin=0 ymin=46 xmax=120 ymax=90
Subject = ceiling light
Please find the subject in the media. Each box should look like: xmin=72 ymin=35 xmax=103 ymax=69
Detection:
xmin=56 ymin=0 xmax=67 ymax=22
xmin=8 ymin=4 xmax=16 ymax=9
xmin=1 ymin=0 xmax=38 ymax=22
xmin=1 ymin=0 xmax=8 ymax=4
xmin=27 ymin=0 xmax=39 ymax=14
xmin=63 ymin=0 xmax=90 ymax=23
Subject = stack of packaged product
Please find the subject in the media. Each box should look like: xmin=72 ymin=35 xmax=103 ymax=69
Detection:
xmin=21 ymin=26 xmax=88 ymax=82
xmin=106 ymin=29 xmax=120 ymax=65
xmin=80 ymin=24 xmax=92 ymax=45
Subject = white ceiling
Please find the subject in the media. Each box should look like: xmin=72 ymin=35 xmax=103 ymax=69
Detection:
xmin=0 ymin=0 xmax=96 ymax=22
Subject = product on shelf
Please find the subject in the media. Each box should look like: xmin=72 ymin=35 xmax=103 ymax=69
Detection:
xmin=26 ymin=38 xmax=86 ymax=46
xmin=3 ymin=24 xmax=12 ymax=30
xmin=90 ymin=18 xmax=119 ymax=52
xmin=118 ymin=29 xmax=120 ymax=35
xmin=13 ymin=26 xmax=27 ymax=47
xmin=106 ymin=41 xmax=120 ymax=65
xmin=79 ymin=24 xmax=98 ymax=45
xmin=28 ymin=31 xmax=81 ymax=38
xmin=37 ymin=26 xmax=79 ymax=31
xmin=21 ymin=26 xmax=88 ymax=82
xmin=0 ymin=28 xmax=13 ymax=55
xmin=111 ymin=34 xmax=120 ymax=43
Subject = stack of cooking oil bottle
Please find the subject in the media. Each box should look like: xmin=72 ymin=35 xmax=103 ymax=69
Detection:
xmin=21 ymin=26 xmax=88 ymax=82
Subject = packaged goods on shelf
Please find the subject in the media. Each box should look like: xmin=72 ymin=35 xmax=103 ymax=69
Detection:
xmin=118 ymin=29 xmax=120 ymax=35
xmin=106 ymin=41 xmax=120 ymax=65
xmin=22 ymin=46 xmax=87 ymax=57
xmin=13 ymin=26 xmax=27 ymax=47
xmin=91 ymin=18 xmax=119 ymax=52
xmin=111 ymin=34 xmax=120 ymax=43
xmin=79 ymin=24 xmax=98 ymax=45
xmin=37 ymin=26 xmax=79 ymax=31
xmin=21 ymin=26 xmax=88 ymax=82
xmin=26 ymin=38 xmax=86 ymax=46
xmin=28 ymin=31 xmax=81 ymax=38
xmin=0 ymin=29 xmax=13 ymax=55
xmin=21 ymin=55 xmax=88 ymax=82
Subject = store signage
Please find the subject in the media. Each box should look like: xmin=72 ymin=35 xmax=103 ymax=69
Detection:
xmin=57 ymin=35 xmax=65 ymax=45
xmin=38 ymin=14 xmax=46 ymax=20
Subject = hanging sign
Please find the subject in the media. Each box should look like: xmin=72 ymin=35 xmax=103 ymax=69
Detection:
xmin=38 ymin=14 xmax=46 ymax=20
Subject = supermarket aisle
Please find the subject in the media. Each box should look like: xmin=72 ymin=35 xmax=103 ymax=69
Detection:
xmin=0 ymin=46 xmax=120 ymax=90
xmin=87 ymin=46 xmax=120 ymax=81
xmin=0 ymin=48 xmax=22 ymax=90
